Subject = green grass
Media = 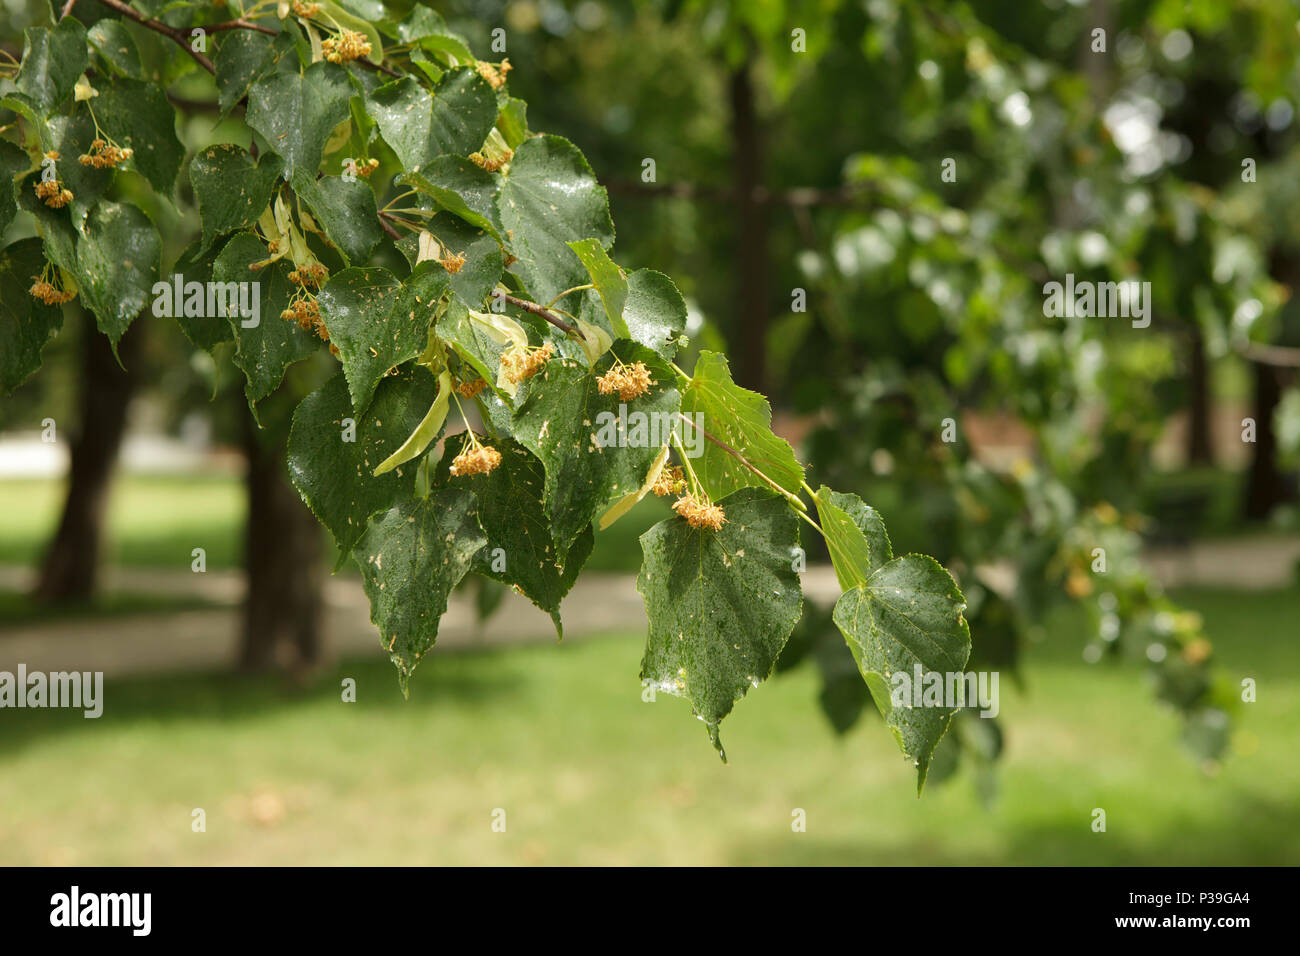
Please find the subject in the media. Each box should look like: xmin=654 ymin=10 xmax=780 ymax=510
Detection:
xmin=1 ymin=586 xmax=1295 ymax=865
xmin=0 ymin=474 xmax=660 ymax=576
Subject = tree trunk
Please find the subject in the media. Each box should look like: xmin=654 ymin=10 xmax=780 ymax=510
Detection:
xmin=1185 ymin=328 xmax=1214 ymax=465
xmin=33 ymin=318 xmax=144 ymax=603
xmin=239 ymin=410 xmax=324 ymax=675
xmin=1242 ymin=360 xmax=1288 ymax=520
xmin=729 ymin=54 xmax=769 ymax=394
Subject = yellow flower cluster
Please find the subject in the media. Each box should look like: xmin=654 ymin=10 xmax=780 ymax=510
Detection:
xmin=323 ymin=30 xmax=371 ymax=64
xmin=438 ymin=250 xmax=466 ymax=274
xmin=78 ymin=138 xmax=133 ymax=169
xmin=475 ymin=58 xmax=512 ymax=90
xmin=34 ymin=179 xmax=72 ymax=208
xmin=456 ymin=377 xmax=487 ymax=399
xmin=501 ymin=342 xmax=555 ymax=384
xmin=652 ymin=465 xmax=685 ymax=498
xmin=354 ymin=157 xmax=379 ymax=178
xmin=673 ymin=494 xmax=726 ymax=531
xmin=289 ymin=263 xmax=328 ymax=289
xmin=28 ymin=277 xmax=77 ymax=305
xmin=281 ymin=297 xmax=323 ymax=334
xmin=469 ymin=147 xmax=513 ymax=172
xmin=450 ymin=443 xmax=502 ymax=477
xmin=291 ymin=0 xmax=320 ymax=16
xmin=596 ymin=361 xmax=653 ymax=400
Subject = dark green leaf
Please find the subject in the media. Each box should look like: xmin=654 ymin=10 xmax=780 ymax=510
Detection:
xmin=513 ymin=344 xmax=681 ymax=550
xmin=75 ymin=201 xmax=160 ymax=347
xmin=832 ymin=555 xmax=971 ymax=791
xmin=93 ymin=77 xmax=185 ymax=196
xmin=451 ymin=439 xmax=594 ymax=636
xmin=87 ymin=20 xmax=143 ymax=79
xmin=292 ymin=171 xmax=381 ymax=266
xmin=637 ymin=487 xmax=804 ymax=759
xmin=623 ymin=269 xmax=687 ymax=360
xmin=288 ymin=364 xmax=441 ymax=555
xmin=401 ymin=154 xmax=502 ymax=239
xmin=0 ymin=139 xmax=30 ymax=237
xmin=499 ymin=134 xmax=614 ymax=306
xmin=0 ymin=237 xmax=65 ymax=394
xmin=247 ymin=61 xmax=352 ymax=179
xmin=15 ymin=20 xmax=87 ymax=115
xmin=355 ymin=488 xmax=486 ymax=689
xmin=364 ymin=69 xmax=497 ymax=173
xmin=190 ymin=145 xmax=284 ymax=255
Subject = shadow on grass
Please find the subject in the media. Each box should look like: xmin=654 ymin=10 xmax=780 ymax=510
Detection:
xmin=0 ymin=648 xmax=523 ymax=759
xmin=728 ymin=790 xmax=1300 ymax=866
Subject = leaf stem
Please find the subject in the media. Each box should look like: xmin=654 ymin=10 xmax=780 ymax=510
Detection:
xmin=544 ymin=283 xmax=594 ymax=309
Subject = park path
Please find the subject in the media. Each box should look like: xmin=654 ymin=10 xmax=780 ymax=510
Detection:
xmin=0 ymin=533 xmax=1296 ymax=678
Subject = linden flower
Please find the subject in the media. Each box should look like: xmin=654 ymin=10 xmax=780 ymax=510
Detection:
xmin=673 ymin=494 xmax=726 ymax=531
xmin=288 ymin=263 xmax=329 ymax=289
xmin=322 ymin=30 xmax=372 ymax=64
xmin=280 ymin=297 xmax=325 ymax=337
xmin=456 ymin=377 xmax=487 ymax=399
xmin=597 ymin=361 xmax=654 ymax=400
xmin=652 ymin=464 xmax=685 ymax=498
xmin=469 ymin=147 xmax=513 ymax=172
xmin=450 ymin=443 xmax=502 ymax=477
xmin=438 ymin=250 xmax=466 ymax=274
xmin=501 ymin=342 xmax=555 ymax=384
xmin=78 ymin=138 xmax=133 ymax=169
xmin=34 ymin=179 xmax=73 ymax=208
xmin=355 ymin=157 xmax=380 ymax=178
xmin=475 ymin=58 xmax=512 ymax=90
xmin=291 ymin=0 xmax=320 ymax=16
xmin=28 ymin=277 xmax=77 ymax=305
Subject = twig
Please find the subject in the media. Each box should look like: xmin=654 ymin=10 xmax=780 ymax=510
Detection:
xmin=59 ymin=0 xmax=77 ymax=20
xmin=92 ymin=0 xmax=214 ymax=74
xmin=502 ymin=294 xmax=579 ymax=336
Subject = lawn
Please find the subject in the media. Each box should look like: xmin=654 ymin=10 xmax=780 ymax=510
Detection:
xmin=1 ymin=587 xmax=1295 ymax=865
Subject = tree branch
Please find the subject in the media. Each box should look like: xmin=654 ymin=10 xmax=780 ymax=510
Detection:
xmin=91 ymin=0 xmax=214 ymax=74
xmin=502 ymin=294 xmax=579 ymax=336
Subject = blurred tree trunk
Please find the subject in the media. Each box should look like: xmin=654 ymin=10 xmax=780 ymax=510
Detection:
xmin=1243 ymin=360 xmax=1287 ymax=520
xmin=33 ymin=318 xmax=144 ymax=603
xmin=729 ymin=53 xmax=768 ymax=393
xmin=1186 ymin=328 xmax=1214 ymax=465
xmin=239 ymin=410 xmax=323 ymax=675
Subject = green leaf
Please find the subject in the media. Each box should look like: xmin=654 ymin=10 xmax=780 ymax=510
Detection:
xmin=451 ymin=439 xmax=594 ymax=636
xmin=680 ymin=350 xmax=805 ymax=500
xmin=0 ymin=237 xmax=65 ymax=394
xmin=567 ymin=238 xmax=628 ymax=337
xmin=499 ymin=134 xmax=614 ymax=305
xmin=212 ymin=232 xmax=316 ymax=403
xmin=397 ymin=214 xmax=504 ymax=307
xmin=247 ymin=61 xmax=352 ymax=179
xmin=497 ymin=97 xmax=529 ymax=149
xmin=364 ymin=69 xmax=497 ymax=173
xmin=45 ymin=112 xmax=112 ymax=228
xmin=171 ymin=240 xmax=234 ymax=351
xmin=318 ymin=265 xmax=448 ymax=413
xmin=0 ymin=139 xmax=31 ymax=237
xmin=355 ymin=488 xmax=486 ymax=689
xmin=637 ymin=487 xmax=804 ymax=759
xmin=401 ymin=154 xmax=503 ymax=239
xmin=623 ymin=269 xmax=687 ymax=360
xmin=214 ymin=29 xmax=290 ymax=115
xmin=87 ymin=20 xmax=143 ymax=79
xmin=291 ymin=172 xmax=381 ymax=266
xmin=435 ymin=294 xmax=515 ymax=401
xmin=372 ymin=368 xmax=451 ymax=475
xmin=814 ymin=486 xmax=893 ymax=590
xmin=190 ymin=145 xmax=284 ymax=255
xmin=831 ymin=555 xmax=971 ymax=791
xmin=288 ymin=364 xmax=440 ymax=555
xmin=15 ymin=20 xmax=87 ymax=115
xmin=75 ymin=201 xmax=161 ymax=347
xmin=513 ymin=344 xmax=681 ymax=550
xmin=93 ymin=77 xmax=185 ymax=196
